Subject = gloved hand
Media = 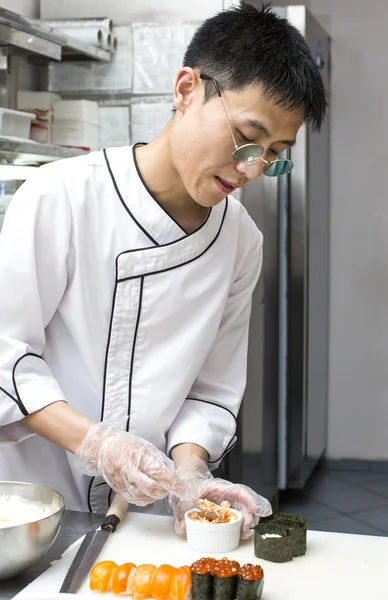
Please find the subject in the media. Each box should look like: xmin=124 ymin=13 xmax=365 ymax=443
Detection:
xmin=169 ymin=458 xmax=272 ymax=539
xmin=75 ymin=423 xmax=187 ymax=506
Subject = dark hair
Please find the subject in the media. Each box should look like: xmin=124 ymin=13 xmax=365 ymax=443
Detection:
xmin=183 ymin=3 xmax=327 ymax=131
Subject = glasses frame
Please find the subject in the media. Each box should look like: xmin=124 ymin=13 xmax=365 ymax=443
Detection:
xmin=199 ymin=73 xmax=294 ymax=176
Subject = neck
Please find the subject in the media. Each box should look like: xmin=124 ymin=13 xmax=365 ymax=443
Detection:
xmin=134 ymin=126 xmax=208 ymax=233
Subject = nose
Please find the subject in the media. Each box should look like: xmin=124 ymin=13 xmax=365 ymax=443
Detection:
xmin=235 ymin=158 xmax=264 ymax=180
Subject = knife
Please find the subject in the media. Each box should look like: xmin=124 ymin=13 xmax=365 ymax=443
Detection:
xmin=59 ymin=493 xmax=129 ymax=594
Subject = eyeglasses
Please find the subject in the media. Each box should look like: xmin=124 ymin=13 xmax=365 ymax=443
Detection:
xmin=200 ymin=73 xmax=294 ymax=177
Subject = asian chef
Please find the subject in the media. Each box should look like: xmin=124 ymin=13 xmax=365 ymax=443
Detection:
xmin=0 ymin=4 xmax=326 ymax=538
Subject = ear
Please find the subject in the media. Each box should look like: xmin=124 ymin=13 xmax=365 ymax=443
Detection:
xmin=174 ymin=67 xmax=201 ymax=114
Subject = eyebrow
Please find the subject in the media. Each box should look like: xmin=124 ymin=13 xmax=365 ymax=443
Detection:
xmin=246 ymin=118 xmax=296 ymax=147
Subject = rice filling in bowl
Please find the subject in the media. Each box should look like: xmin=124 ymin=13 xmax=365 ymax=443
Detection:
xmin=189 ymin=499 xmax=238 ymax=524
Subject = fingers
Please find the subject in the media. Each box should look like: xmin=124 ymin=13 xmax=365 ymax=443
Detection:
xmin=104 ymin=465 xmax=168 ymax=504
xmin=107 ymin=478 xmax=156 ymax=506
xmin=174 ymin=514 xmax=187 ymax=535
xmin=140 ymin=454 xmax=188 ymax=499
xmin=200 ymin=479 xmax=272 ymax=540
xmin=240 ymin=507 xmax=256 ymax=539
xmin=172 ymin=500 xmax=194 ymax=535
xmin=147 ymin=463 xmax=187 ymax=497
xmin=206 ymin=481 xmax=273 ymax=517
xmin=133 ymin=469 xmax=172 ymax=500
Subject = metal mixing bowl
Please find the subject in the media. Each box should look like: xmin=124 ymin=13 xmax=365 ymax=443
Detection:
xmin=0 ymin=481 xmax=65 ymax=580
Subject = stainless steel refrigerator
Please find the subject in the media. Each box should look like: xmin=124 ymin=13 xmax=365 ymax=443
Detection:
xmin=221 ymin=5 xmax=330 ymax=502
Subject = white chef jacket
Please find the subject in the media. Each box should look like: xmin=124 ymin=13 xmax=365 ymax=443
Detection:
xmin=0 ymin=145 xmax=263 ymax=513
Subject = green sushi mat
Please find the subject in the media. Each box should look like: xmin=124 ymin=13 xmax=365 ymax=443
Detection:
xmin=254 ymin=513 xmax=307 ymax=563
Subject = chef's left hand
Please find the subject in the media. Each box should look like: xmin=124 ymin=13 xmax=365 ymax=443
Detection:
xmin=169 ymin=457 xmax=272 ymax=539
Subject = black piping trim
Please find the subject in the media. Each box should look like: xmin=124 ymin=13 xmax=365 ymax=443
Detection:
xmin=101 ymin=276 xmax=119 ymax=421
xmin=185 ymin=396 xmax=238 ymax=464
xmin=12 ymin=352 xmax=46 ymax=416
xmin=103 ymin=148 xmax=159 ymax=246
xmin=116 ymin=199 xmax=228 ymax=283
xmin=127 ymin=277 xmax=144 ymax=432
xmin=213 ymin=438 xmax=238 ymax=464
xmin=87 ymin=477 xmax=109 ymax=514
xmin=132 ymin=143 xmax=188 ymax=235
xmin=0 ymin=385 xmax=18 ymax=403
xmin=87 ymin=477 xmax=94 ymax=513
xmin=95 ymin=481 xmax=108 ymax=488
xmin=116 ymin=193 xmax=217 ymax=260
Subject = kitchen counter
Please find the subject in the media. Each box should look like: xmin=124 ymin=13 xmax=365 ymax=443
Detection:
xmin=3 ymin=510 xmax=388 ymax=600
xmin=0 ymin=510 xmax=103 ymax=600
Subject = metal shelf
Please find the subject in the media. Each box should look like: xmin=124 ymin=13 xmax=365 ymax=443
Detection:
xmin=0 ymin=8 xmax=112 ymax=62
xmin=61 ymin=35 xmax=111 ymax=62
xmin=0 ymin=9 xmax=64 ymax=60
xmin=0 ymin=137 xmax=88 ymax=164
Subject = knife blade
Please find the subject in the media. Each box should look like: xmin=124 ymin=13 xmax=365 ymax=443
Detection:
xmin=60 ymin=493 xmax=129 ymax=594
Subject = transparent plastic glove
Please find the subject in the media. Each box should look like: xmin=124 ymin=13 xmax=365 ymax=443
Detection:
xmin=169 ymin=458 xmax=272 ymax=539
xmin=75 ymin=423 xmax=187 ymax=506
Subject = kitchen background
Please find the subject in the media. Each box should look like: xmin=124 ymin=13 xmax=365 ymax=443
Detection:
xmin=0 ymin=0 xmax=387 ymax=536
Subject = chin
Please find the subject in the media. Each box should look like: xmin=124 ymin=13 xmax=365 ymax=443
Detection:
xmin=191 ymin=182 xmax=228 ymax=208
xmin=195 ymin=196 xmax=224 ymax=208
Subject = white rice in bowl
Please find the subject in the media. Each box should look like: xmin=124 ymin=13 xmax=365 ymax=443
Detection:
xmin=0 ymin=494 xmax=53 ymax=528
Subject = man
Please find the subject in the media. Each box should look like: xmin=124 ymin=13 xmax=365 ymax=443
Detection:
xmin=0 ymin=4 xmax=326 ymax=536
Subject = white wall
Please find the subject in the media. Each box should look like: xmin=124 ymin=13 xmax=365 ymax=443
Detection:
xmin=40 ymin=0 xmax=222 ymax=23
xmin=0 ymin=0 xmax=38 ymax=17
xmin=308 ymin=0 xmax=388 ymax=460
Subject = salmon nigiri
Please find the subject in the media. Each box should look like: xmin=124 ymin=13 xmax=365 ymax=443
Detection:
xmin=110 ymin=562 xmax=136 ymax=595
xmin=90 ymin=561 xmax=117 ymax=592
xmin=132 ymin=564 xmax=157 ymax=600
xmin=149 ymin=564 xmax=179 ymax=600
xmin=168 ymin=565 xmax=192 ymax=600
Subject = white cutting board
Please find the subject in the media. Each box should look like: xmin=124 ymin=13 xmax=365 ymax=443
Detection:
xmin=14 ymin=512 xmax=388 ymax=600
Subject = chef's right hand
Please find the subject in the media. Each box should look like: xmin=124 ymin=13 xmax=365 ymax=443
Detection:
xmin=75 ymin=423 xmax=187 ymax=506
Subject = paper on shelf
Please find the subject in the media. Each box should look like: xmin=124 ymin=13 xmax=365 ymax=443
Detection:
xmin=131 ymin=96 xmax=174 ymax=143
xmin=48 ymin=26 xmax=132 ymax=93
xmin=99 ymin=106 xmax=131 ymax=148
xmin=132 ymin=22 xmax=201 ymax=94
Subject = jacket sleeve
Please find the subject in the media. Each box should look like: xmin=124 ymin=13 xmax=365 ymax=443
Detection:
xmin=0 ymin=166 xmax=71 ymax=444
xmin=166 ymin=227 xmax=263 ymax=467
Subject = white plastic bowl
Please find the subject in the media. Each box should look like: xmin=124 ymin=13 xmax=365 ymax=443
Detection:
xmin=185 ymin=508 xmax=242 ymax=553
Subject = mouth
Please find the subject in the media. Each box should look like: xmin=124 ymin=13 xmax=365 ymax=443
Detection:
xmin=214 ymin=176 xmax=236 ymax=195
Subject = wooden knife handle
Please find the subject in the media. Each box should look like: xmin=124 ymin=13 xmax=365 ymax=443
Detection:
xmin=101 ymin=494 xmax=129 ymax=532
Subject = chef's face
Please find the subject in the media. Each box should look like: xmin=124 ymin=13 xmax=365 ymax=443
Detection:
xmin=171 ymin=68 xmax=305 ymax=207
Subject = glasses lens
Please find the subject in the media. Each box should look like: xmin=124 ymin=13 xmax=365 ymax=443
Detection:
xmin=264 ymin=159 xmax=293 ymax=177
xmin=233 ymin=144 xmax=264 ymax=163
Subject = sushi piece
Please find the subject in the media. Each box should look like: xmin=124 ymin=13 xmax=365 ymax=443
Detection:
xmin=254 ymin=526 xmax=293 ymax=563
xmin=190 ymin=557 xmax=217 ymax=600
xmin=150 ymin=564 xmax=179 ymax=600
xmin=168 ymin=565 xmax=192 ymax=600
xmin=277 ymin=513 xmax=307 ymax=557
xmin=236 ymin=564 xmax=264 ymax=600
xmin=213 ymin=558 xmax=240 ymax=600
xmin=111 ymin=562 xmax=136 ymax=595
xmin=132 ymin=564 xmax=157 ymax=600
xmin=90 ymin=560 xmax=117 ymax=592
xmin=253 ymin=512 xmax=307 ymax=563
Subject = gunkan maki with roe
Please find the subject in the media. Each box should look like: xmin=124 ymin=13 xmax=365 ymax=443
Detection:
xmin=236 ymin=564 xmax=264 ymax=600
xmin=213 ymin=557 xmax=240 ymax=600
xmin=191 ymin=557 xmax=218 ymax=600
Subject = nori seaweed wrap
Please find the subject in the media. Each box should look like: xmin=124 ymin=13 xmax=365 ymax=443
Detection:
xmin=190 ymin=557 xmax=217 ymax=600
xmin=254 ymin=512 xmax=307 ymax=563
xmin=277 ymin=513 xmax=307 ymax=557
xmin=213 ymin=557 xmax=240 ymax=600
xmin=236 ymin=564 xmax=264 ymax=600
